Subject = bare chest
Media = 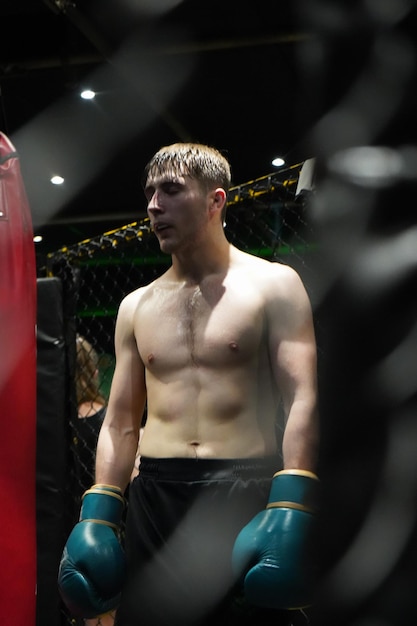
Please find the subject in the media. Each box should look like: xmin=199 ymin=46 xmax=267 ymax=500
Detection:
xmin=135 ymin=283 xmax=265 ymax=370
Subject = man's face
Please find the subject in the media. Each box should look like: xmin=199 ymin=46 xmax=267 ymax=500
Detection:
xmin=144 ymin=172 xmax=211 ymax=254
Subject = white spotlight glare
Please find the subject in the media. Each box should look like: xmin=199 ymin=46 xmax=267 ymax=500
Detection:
xmin=80 ymin=89 xmax=96 ymax=100
xmin=33 ymin=235 xmax=43 ymax=243
xmin=272 ymin=156 xmax=285 ymax=167
xmin=50 ymin=175 xmax=64 ymax=185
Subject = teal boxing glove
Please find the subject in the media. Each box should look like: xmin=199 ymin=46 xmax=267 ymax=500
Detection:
xmin=58 ymin=484 xmax=126 ymax=618
xmin=232 ymin=469 xmax=319 ymax=610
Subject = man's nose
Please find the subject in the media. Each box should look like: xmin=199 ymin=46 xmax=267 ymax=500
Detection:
xmin=147 ymin=193 xmax=163 ymax=214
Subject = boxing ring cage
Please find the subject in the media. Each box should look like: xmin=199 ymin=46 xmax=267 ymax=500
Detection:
xmin=35 ymin=163 xmax=321 ymax=626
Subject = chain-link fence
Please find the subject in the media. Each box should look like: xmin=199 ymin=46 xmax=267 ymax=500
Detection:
xmin=40 ymin=162 xmax=320 ymax=625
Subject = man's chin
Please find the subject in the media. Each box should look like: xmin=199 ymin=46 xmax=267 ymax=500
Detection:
xmin=158 ymin=239 xmax=175 ymax=255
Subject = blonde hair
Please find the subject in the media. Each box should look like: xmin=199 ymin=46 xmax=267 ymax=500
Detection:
xmin=75 ymin=335 xmax=106 ymax=406
xmin=143 ymin=142 xmax=232 ymax=222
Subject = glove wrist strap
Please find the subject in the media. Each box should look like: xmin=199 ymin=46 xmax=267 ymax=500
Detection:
xmin=80 ymin=484 xmax=125 ymax=525
xmin=268 ymin=469 xmax=319 ymax=513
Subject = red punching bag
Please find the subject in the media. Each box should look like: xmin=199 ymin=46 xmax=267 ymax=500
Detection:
xmin=0 ymin=132 xmax=37 ymax=624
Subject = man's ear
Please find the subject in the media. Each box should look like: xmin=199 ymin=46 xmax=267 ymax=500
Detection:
xmin=209 ymin=187 xmax=226 ymax=216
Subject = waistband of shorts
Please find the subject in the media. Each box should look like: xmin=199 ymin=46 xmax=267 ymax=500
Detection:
xmin=138 ymin=456 xmax=279 ymax=481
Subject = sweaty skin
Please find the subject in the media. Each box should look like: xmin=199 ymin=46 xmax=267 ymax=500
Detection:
xmin=95 ymin=170 xmax=319 ymax=492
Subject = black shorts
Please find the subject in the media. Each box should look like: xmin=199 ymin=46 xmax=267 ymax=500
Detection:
xmin=115 ymin=456 xmax=308 ymax=626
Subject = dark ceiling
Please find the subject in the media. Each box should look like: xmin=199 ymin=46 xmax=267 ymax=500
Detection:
xmin=1 ymin=0 xmax=417 ymax=264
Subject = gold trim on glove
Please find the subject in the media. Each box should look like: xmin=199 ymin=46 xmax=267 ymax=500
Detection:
xmin=93 ymin=483 xmax=123 ymax=493
xmin=266 ymin=500 xmax=316 ymax=514
xmin=83 ymin=487 xmax=125 ymax=505
xmin=273 ymin=469 xmax=319 ymax=480
xmin=80 ymin=518 xmax=119 ymax=530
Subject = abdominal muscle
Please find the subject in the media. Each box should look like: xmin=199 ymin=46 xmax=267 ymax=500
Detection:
xmin=138 ymin=363 xmax=280 ymax=460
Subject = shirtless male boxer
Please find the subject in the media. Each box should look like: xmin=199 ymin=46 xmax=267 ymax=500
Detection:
xmin=59 ymin=143 xmax=320 ymax=626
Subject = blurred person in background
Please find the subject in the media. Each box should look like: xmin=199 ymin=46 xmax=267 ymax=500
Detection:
xmin=73 ymin=334 xmax=108 ymax=495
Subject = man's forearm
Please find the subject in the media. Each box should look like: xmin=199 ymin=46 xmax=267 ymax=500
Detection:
xmin=95 ymin=423 xmax=139 ymax=491
xmin=281 ymin=403 xmax=319 ymax=472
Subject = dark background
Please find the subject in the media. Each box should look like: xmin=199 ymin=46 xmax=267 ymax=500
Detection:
xmin=3 ymin=1 xmax=415 ymax=261
xmin=0 ymin=0 xmax=318 ymax=260
xmin=2 ymin=1 xmax=416 ymax=260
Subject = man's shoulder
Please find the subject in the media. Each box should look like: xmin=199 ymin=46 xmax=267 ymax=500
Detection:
xmin=231 ymin=250 xmax=308 ymax=311
xmin=122 ymin=284 xmax=148 ymax=304
xmin=118 ymin=280 xmax=155 ymax=313
xmin=120 ymin=270 xmax=173 ymax=308
xmin=233 ymin=248 xmax=298 ymax=280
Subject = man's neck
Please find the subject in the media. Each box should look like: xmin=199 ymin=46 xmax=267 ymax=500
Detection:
xmin=171 ymin=238 xmax=231 ymax=285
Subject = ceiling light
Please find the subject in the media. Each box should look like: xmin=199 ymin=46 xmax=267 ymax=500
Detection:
xmin=50 ymin=175 xmax=64 ymax=185
xmin=80 ymin=89 xmax=96 ymax=100
xmin=272 ymin=157 xmax=285 ymax=167
xmin=33 ymin=235 xmax=43 ymax=243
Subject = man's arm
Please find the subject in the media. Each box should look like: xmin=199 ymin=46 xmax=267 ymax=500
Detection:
xmin=268 ymin=264 xmax=319 ymax=472
xmin=95 ymin=292 xmax=147 ymax=492
xmin=58 ymin=293 xmax=146 ymax=617
xmin=231 ymin=265 xmax=320 ymax=610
